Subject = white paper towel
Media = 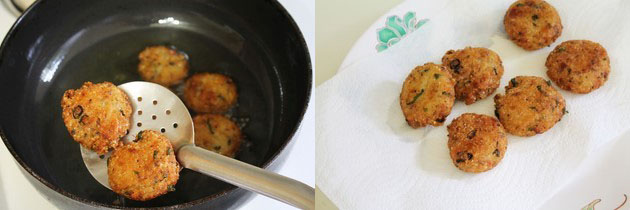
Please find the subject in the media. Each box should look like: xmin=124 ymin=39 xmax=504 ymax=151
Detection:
xmin=316 ymin=0 xmax=630 ymax=209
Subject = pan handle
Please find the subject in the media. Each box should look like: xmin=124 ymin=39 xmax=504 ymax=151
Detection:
xmin=177 ymin=144 xmax=314 ymax=210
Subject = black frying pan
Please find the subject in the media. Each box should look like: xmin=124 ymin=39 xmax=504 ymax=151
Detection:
xmin=0 ymin=0 xmax=311 ymax=208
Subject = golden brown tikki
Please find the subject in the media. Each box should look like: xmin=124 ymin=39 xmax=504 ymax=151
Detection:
xmin=61 ymin=82 xmax=132 ymax=155
xmin=400 ymin=63 xmax=455 ymax=128
xmin=184 ymin=73 xmax=238 ymax=113
xmin=193 ymin=114 xmax=242 ymax=157
xmin=442 ymin=47 xmax=504 ymax=104
xmin=108 ymin=130 xmax=180 ymax=201
xmin=494 ymin=76 xmax=566 ymax=136
xmin=546 ymin=40 xmax=610 ymax=94
xmin=138 ymin=45 xmax=189 ymax=86
xmin=504 ymin=0 xmax=562 ymax=50
xmin=447 ymin=113 xmax=507 ymax=173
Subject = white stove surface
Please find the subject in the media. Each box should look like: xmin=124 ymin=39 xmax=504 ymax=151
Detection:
xmin=0 ymin=0 xmax=314 ymax=209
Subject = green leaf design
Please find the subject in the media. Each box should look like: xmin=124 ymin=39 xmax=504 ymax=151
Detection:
xmin=387 ymin=37 xmax=400 ymax=47
xmin=403 ymin=12 xmax=416 ymax=30
xmin=416 ymin=18 xmax=429 ymax=29
xmin=376 ymin=11 xmax=429 ymax=52
xmin=386 ymin=16 xmax=406 ymax=37
xmin=378 ymin=28 xmax=398 ymax=44
xmin=376 ymin=43 xmax=389 ymax=52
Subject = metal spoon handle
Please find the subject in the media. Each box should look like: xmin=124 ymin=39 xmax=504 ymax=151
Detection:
xmin=177 ymin=145 xmax=315 ymax=210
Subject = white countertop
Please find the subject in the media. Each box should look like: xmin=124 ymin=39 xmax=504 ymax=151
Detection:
xmin=0 ymin=0 xmax=314 ymax=209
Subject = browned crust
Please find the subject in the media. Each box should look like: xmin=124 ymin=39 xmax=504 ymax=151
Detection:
xmin=193 ymin=114 xmax=243 ymax=157
xmin=504 ymin=0 xmax=562 ymax=50
xmin=546 ymin=40 xmax=610 ymax=93
xmin=447 ymin=113 xmax=507 ymax=173
xmin=442 ymin=47 xmax=504 ymax=104
xmin=184 ymin=73 xmax=238 ymax=113
xmin=61 ymin=81 xmax=132 ymax=155
xmin=138 ymin=45 xmax=189 ymax=86
xmin=400 ymin=63 xmax=456 ymax=128
xmin=494 ymin=76 xmax=566 ymax=136
xmin=108 ymin=130 xmax=180 ymax=201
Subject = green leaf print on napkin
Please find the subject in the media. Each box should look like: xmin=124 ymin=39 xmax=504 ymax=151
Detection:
xmin=376 ymin=11 xmax=428 ymax=52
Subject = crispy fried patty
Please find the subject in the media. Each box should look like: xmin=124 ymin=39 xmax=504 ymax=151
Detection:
xmin=108 ymin=130 xmax=180 ymax=201
xmin=447 ymin=113 xmax=507 ymax=173
xmin=138 ymin=45 xmax=189 ymax=86
xmin=61 ymin=82 xmax=132 ymax=155
xmin=442 ymin=47 xmax=504 ymax=104
xmin=546 ymin=40 xmax=610 ymax=94
xmin=184 ymin=73 xmax=238 ymax=113
xmin=193 ymin=114 xmax=242 ymax=157
xmin=400 ymin=63 xmax=456 ymax=128
xmin=494 ymin=76 xmax=566 ymax=136
xmin=504 ymin=0 xmax=562 ymax=50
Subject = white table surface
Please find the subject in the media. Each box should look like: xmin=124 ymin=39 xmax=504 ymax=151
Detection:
xmin=0 ymin=0 xmax=314 ymax=209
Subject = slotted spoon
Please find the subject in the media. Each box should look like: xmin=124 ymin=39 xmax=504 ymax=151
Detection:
xmin=79 ymin=81 xmax=314 ymax=209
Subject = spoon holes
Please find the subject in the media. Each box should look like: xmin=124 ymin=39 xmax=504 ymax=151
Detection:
xmin=137 ymin=97 xmax=142 ymax=102
xmin=138 ymin=110 xmax=143 ymax=115
xmin=161 ymin=128 xmax=166 ymax=133
xmin=173 ymin=123 xmax=178 ymax=128
xmin=153 ymin=100 xmax=158 ymax=105
xmin=152 ymin=115 xmax=157 ymax=120
xmin=166 ymin=110 xmax=171 ymax=115
xmin=137 ymin=122 xmax=142 ymax=127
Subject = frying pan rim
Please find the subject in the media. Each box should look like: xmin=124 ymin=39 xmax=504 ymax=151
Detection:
xmin=0 ymin=0 xmax=312 ymax=208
